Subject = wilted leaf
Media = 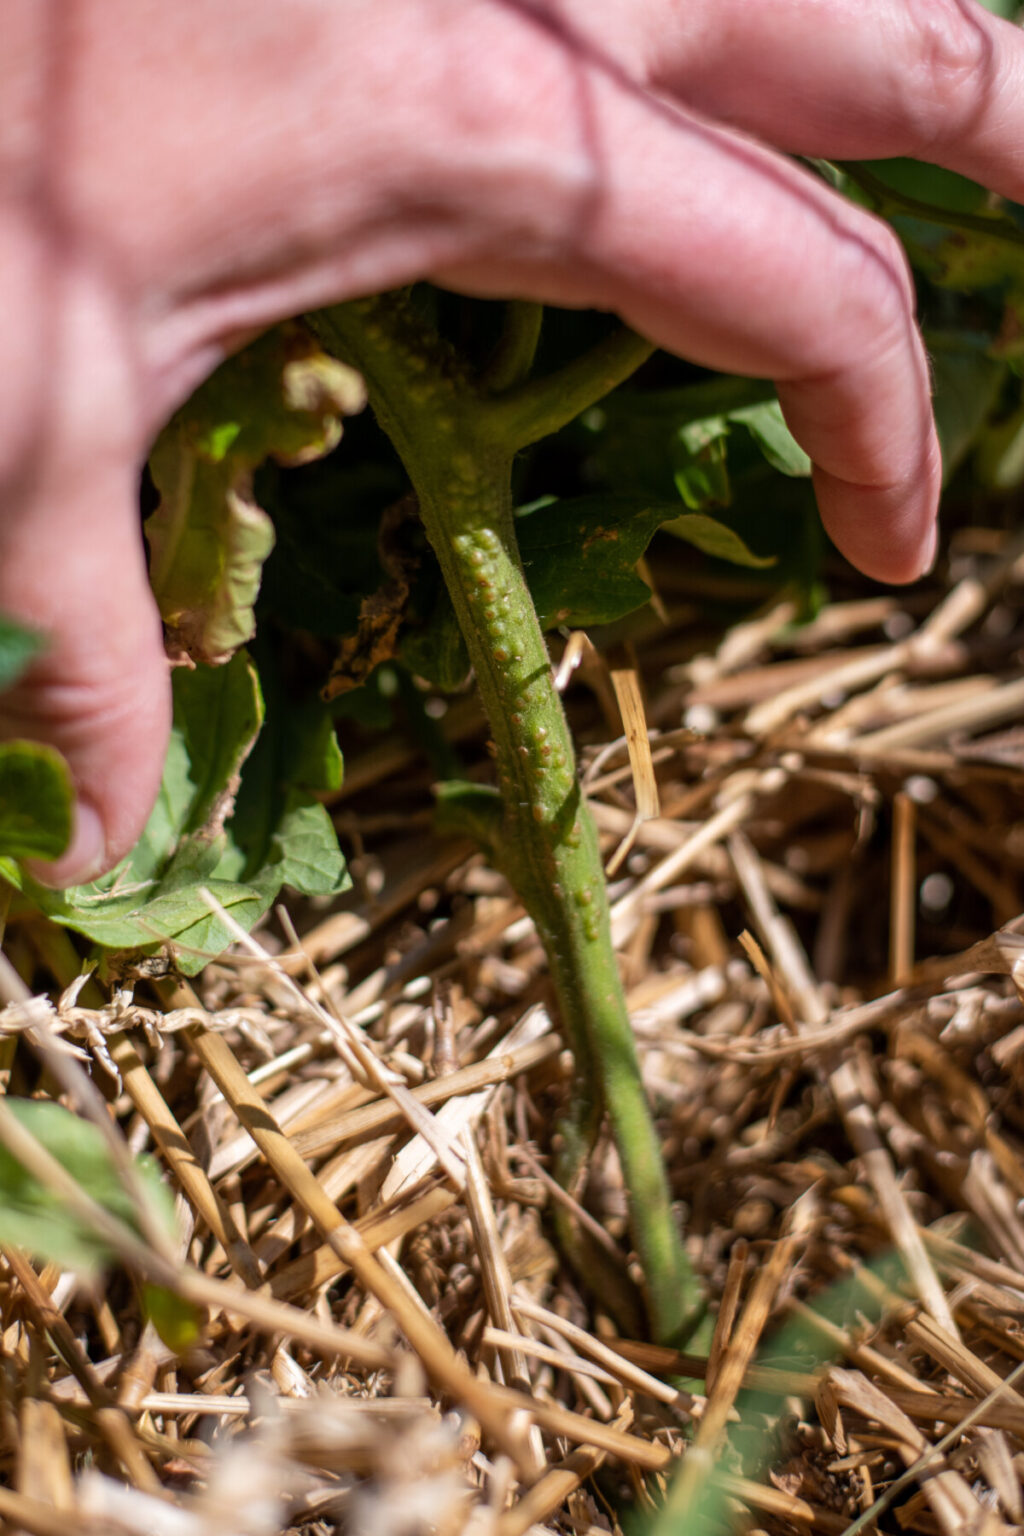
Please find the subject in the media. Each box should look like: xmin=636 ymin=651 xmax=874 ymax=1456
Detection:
xmin=147 ymin=324 xmax=366 ymax=663
xmin=0 ymin=1099 xmax=175 ymax=1275
xmin=0 ymin=741 xmax=73 ymax=862
xmin=918 ymin=227 xmax=1024 ymax=335
xmin=147 ymin=452 xmax=276 ymax=664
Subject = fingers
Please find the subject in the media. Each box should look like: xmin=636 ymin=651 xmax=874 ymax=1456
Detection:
xmin=429 ymin=18 xmax=940 ymax=581
xmin=619 ymin=0 xmax=1024 ymax=197
xmin=0 ymin=259 xmax=171 ymax=886
xmin=118 ymin=0 xmax=936 ymax=580
xmin=61 ymin=1 xmax=943 ymax=579
xmin=0 ymin=0 xmax=958 ymax=893
xmin=0 ymin=476 xmax=172 ymax=888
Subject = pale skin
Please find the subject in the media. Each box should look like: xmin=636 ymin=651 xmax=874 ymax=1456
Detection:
xmin=1 ymin=0 xmax=1023 ymax=885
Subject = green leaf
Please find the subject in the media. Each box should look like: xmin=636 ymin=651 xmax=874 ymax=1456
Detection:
xmin=173 ymin=651 xmax=265 ymax=837
xmin=673 ymin=399 xmax=811 ymax=511
xmin=399 ymin=589 xmax=470 ymax=689
xmin=974 ymin=0 xmax=1019 ymax=19
xmin=663 ymin=514 xmax=776 ymax=569
xmin=850 ymin=158 xmax=995 ymax=217
xmin=0 ymin=650 xmax=342 ymax=971
xmin=517 ymin=495 xmax=680 ymax=629
xmin=258 ymin=457 xmax=403 ymax=638
xmin=142 ymin=1285 xmax=203 ymax=1352
xmin=0 ymin=1099 xmax=175 ymax=1276
xmin=976 ymin=400 xmax=1024 ymax=490
xmin=0 ymin=614 xmax=43 ymax=692
xmin=0 ymin=741 xmax=73 ymax=861
xmin=729 ymin=400 xmax=812 ymax=477
xmin=147 ymin=324 xmax=366 ymax=663
xmin=580 ymin=376 xmax=775 ymax=499
xmin=224 ymin=646 xmax=349 ymax=901
xmin=675 ymin=415 xmax=732 ymax=509
xmin=927 ymin=331 xmax=1007 ymax=480
xmin=514 ymin=491 xmax=776 ymax=633
xmin=120 ymin=649 xmax=263 ymax=884
xmin=648 ymin=1251 xmax=910 ymax=1536
xmin=434 ymin=780 xmax=503 ymax=855
xmin=844 ymin=163 xmax=1024 ymax=354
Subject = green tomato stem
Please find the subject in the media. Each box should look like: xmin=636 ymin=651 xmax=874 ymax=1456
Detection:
xmin=481 ymin=324 xmax=655 ymax=450
xmin=310 ymin=293 xmax=702 ymax=1344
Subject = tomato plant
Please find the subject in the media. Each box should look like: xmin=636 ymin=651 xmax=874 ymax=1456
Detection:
xmin=4 ymin=153 xmax=1024 ymax=1344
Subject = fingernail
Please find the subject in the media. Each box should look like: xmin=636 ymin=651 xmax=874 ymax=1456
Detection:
xmin=27 ymin=800 xmax=107 ymax=889
xmin=914 ymin=521 xmax=939 ymax=579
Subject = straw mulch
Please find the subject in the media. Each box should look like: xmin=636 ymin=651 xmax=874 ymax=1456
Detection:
xmin=1 ymin=522 xmax=1024 ymax=1536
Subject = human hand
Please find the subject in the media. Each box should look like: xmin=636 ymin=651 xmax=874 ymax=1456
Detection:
xmin=1 ymin=0 xmax=1020 ymax=884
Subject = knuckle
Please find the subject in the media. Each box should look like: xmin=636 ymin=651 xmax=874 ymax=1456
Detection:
xmin=402 ymin=3 xmax=600 ymax=263
xmin=831 ymin=213 xmax=916 ymax=356
xmin=900 ymin=0 xmax=992 ymax=147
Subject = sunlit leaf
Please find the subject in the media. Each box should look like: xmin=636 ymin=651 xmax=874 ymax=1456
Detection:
xmin=0 ymin=1100 xmax=175 ymax=1276
xmin=0 ymin=651 xmax=347 ymax=971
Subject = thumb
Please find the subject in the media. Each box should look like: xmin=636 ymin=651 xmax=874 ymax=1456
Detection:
xmin=0 ymin=460 xmax=171 ymax=888
xmin=0 ymin=264 xmax=170 ymax=888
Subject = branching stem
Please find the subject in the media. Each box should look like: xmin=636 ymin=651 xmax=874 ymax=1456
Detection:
xmin=482 ymin=324 xmax=656 ymax=449
xmin=310 ymin=293 xmax=702 ymax=1344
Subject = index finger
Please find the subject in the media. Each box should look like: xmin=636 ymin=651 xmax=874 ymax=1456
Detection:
xmin=434 ymin=8 xmax=940 ymax=582
xmin=624 ymin=0 xmax=1024 ymax=198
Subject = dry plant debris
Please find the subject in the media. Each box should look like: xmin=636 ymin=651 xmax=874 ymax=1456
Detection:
xmin=1 ymin=523 xmax=1024 ymax=1536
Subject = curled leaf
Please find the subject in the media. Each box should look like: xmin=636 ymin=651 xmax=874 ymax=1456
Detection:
xmin=147 ymin=324 xmax=366 ymax=664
